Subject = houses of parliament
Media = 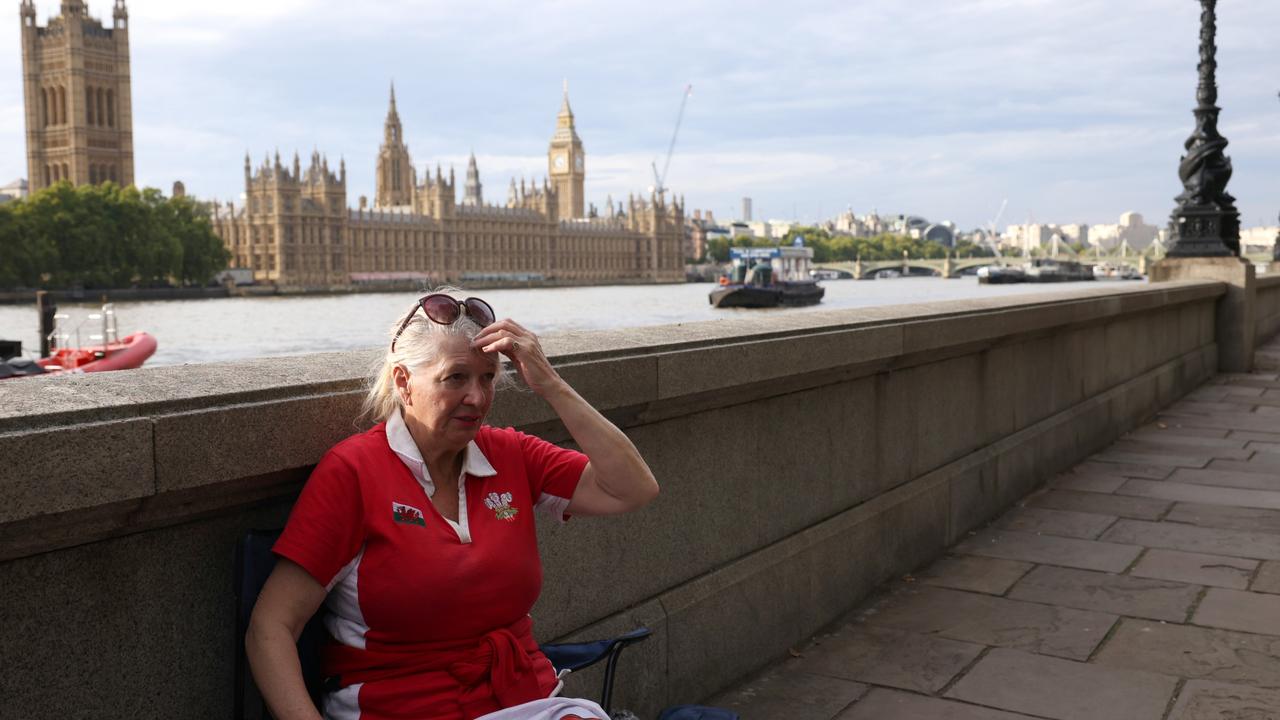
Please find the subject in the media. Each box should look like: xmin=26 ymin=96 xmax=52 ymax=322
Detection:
xmin=19 ymin=1 xmax=686 ymax=287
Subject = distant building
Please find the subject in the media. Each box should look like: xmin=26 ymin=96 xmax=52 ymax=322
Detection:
xmin=1241 ymin=226 xmax=1280 ymax=254
xmin=741 ymin=197 xmax=752 ymax=222
xmin=685 ymin=209 xmax=728 ymax=261
xmin=210 ymin=87 xmax=684 ymax=287
xmin=0 ymin=179 xmax=29 ymax=204
xmin=1087 ymin=212 xmax=1161 ymax=252
xmin=20 ymin=0 xmax=135 ymax=192
xmin=1005 ymin=213 xmax=1161 ymax=254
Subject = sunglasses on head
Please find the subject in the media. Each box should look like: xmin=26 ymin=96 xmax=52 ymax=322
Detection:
xmin=390 ymin=293 xmax=496 ymax=352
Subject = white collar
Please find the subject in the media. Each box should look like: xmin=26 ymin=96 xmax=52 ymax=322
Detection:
xmin=385 ymin=409 xmax=497 ymax=493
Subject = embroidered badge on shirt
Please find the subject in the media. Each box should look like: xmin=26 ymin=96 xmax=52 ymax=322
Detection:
xmin=392 ymin=502 xmax=427 ymax=527
xmin=483 ymin=491 xmax=518 ymax=521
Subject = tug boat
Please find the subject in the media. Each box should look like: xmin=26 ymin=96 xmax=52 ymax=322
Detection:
xmin=0 ymin=304 xmax=157 ymax=379
xmin=710 ymin=244 xmax=825 ymax=309
xmin=979 ymin=259 xmax=1096 ymax=285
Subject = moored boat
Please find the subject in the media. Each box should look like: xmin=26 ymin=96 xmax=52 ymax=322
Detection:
xmin=0 ymin=303 xmax=157 ymax=379
xmin=710 ymin=243 xmax=825 ymax=309
xmin=979 ymin=259 xmax=1095 ymax=284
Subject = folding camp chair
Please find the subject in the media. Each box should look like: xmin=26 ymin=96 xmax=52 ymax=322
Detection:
xmin=233 ymin=529 xmax=651 ymax=719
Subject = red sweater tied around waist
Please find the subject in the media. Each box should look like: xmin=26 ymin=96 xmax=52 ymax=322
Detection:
xmin=322 ymin=616 xmax=550 ymax=716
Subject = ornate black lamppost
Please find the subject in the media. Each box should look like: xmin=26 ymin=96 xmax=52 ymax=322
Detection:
xmin=1166 ymin=0 xmax=1240 ymax=257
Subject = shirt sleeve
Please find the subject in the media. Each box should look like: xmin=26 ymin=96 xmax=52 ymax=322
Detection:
xmin=273 ymin=449 xmax=365 ymax=587
xmin=517 ymin=430 xmax=589 ymax=522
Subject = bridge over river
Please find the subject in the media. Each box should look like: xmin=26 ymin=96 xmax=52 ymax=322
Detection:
xmin=2 ymin=261 xmax=1279 ymax=718
xmin=817 ymin=254 xmax=1149 ymax=279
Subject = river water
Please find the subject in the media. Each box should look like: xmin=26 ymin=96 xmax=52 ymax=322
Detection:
xmin=0 ymin=278 xmax=1124 ymax=367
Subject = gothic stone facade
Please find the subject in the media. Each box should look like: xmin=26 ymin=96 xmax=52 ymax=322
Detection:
xmin=21 ymin=0 xmax=135 ymax=192
xmin=212 ymin=89 xmax=685 ymax=287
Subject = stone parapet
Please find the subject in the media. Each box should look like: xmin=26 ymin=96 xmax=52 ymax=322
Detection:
xmin=1255 ymin=274 xmax=1280 ymax=345
xmin=0 ymin=280 xmax=1225 ymax=717
xmin=1151 ymin=257 xmax=1256 ymax=372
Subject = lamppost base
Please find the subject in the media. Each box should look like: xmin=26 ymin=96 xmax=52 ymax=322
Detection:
xmin=1166 ymin=207 xmax=1239 ymax=258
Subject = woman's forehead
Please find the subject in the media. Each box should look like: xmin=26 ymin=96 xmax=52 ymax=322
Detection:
xmin=433 ymin=335 xmax=497 ymax=368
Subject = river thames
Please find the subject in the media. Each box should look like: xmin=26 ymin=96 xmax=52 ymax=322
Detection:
xmin=0 ymin=278 xmax=1126 ymax=367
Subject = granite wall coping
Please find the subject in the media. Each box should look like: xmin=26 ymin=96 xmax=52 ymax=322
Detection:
xmin=0 ymin=280 xmax=1222 ymax=433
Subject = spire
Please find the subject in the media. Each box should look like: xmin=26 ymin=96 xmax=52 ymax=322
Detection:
xmin=559 ymin=79 xmax=573 ymax=118
xmin=464 ymin=152 xmax=483 ymax=206
xmin=383 ymin=82 xmax=403 ymax=144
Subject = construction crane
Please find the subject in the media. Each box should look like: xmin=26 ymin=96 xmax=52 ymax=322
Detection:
xmin=985 ymin=198 xmax=1008 ymax=257
xmin=650 ymin=84 xmax=693 ymax=198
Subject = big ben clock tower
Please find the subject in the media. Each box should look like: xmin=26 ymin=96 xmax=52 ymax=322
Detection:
xmin=548 ymin=81 xmax=585 ymax=219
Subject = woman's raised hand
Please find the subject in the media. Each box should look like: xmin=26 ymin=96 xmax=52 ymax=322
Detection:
xmin=473 ymin=320 xmax=564 ymax=397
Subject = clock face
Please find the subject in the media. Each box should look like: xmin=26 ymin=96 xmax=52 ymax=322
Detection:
xmin=574 ymin=155 xmax=584 ymax=171
xmin=554 ymin=154 xmax=567 ymax=170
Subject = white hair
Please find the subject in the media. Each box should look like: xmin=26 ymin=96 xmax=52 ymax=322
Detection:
xmin=360 ymin=288 xmax=504 ymax=423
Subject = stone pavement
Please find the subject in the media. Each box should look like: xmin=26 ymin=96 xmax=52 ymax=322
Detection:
xmin=710 ymin=336 xmax=1280 ymax=719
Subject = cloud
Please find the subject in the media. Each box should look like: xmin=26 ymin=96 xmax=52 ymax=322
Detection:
xmin=2 ymin=0 xmax=1278 ymax=230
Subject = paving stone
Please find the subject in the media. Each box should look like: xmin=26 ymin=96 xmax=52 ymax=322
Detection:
xmin=1168 ymin=680 xmax=1280 ymax=720
xmin=1206 ymin=455 xmax=1280 ymax=474
xmin=1253 ymin=561 xmax=1280 ymax=595
xmin=839 ymin=688 xmax=1040 ymax=720
xmin=708 ymin=663 xmax=868 ymax=719
xmin=1168 ymin=467 xmax=1280 ymax=491
xmin=954 ymin=528 xmax=1143 ymax=573
xmin=796 ymin=623 xmax=983 ymax=695
xmin=1247 ymin=441 xmax=1280 ymax=453
xmin=1129 ymin=549 xmax=1257 ymax=590
xmin=1220 ymin=386 xmax=1268 ymax=397
xmin=1185 ymin=388 xmax=1231 ymax=402
xmin=1231 ymin=430 xmax=1280 ymax=443
xmin=1007 ymin=565 xmax=1200 ymax=622
xmin=861 ymin=585 xmax=1115 ymax=661
xmin=1027 ymin=489 xmax=1171 ymax=521
xmin=1092 ymin=450 xmax=1211 ymax=469
xmin=1049 ymin=473 xmax=1125 ymax=493
xmin=1193 ymin=588 xmax=1280 ymax=636
xmin=1113 ymin=439 xmax=1252 ymax=461
xmin=916 ymin=554 xmax=1034 ymax=596
xmin=1161 ymin=413 xmax=1280 ymax=433
xmin=1094 ymin=618 xmax=1280 ymax=687
xmin=945 ymin=647 xmax=1178 ymax=720
xmin=1133 ymin=423 xmax=1229 ymax=439
xmin=1165 ymin=502 xmax=1280 ymax=533
xmin=1101 ymin=519 xmax=1280 ymax=560
xmin=1169 ymin=401 xmax=1255 ymax=415
xmin=1075 ymin=460 xmax=1175 ymax=479
xmin=1118 ymin=479 xmax=1280 ymax=512
xmin=995 ymin=506 xmax=1118 ymax=540
xmin=1131 ymin=425 xmax=1239 ymax=443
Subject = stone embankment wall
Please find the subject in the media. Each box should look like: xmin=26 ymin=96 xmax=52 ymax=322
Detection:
xmin=1255 ymin=274 xmax=1280 ymax=344
xmin=0 ymin=280 xmax=1225 ymax=717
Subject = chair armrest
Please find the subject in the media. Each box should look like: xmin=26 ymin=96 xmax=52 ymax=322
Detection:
xmin=540 ymin=627 xmax=651 ymax=710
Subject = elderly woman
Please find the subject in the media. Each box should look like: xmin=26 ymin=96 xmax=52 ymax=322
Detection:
xmin=247 ymin=292 xmax=659 ymax=720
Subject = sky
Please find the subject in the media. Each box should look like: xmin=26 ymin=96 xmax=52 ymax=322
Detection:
xmin=2 ymin=0 xmax=1278 ymax=231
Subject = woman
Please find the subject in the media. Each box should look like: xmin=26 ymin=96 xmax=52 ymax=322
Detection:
xmin=247 ymin=291 xmax=660 ymax=720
